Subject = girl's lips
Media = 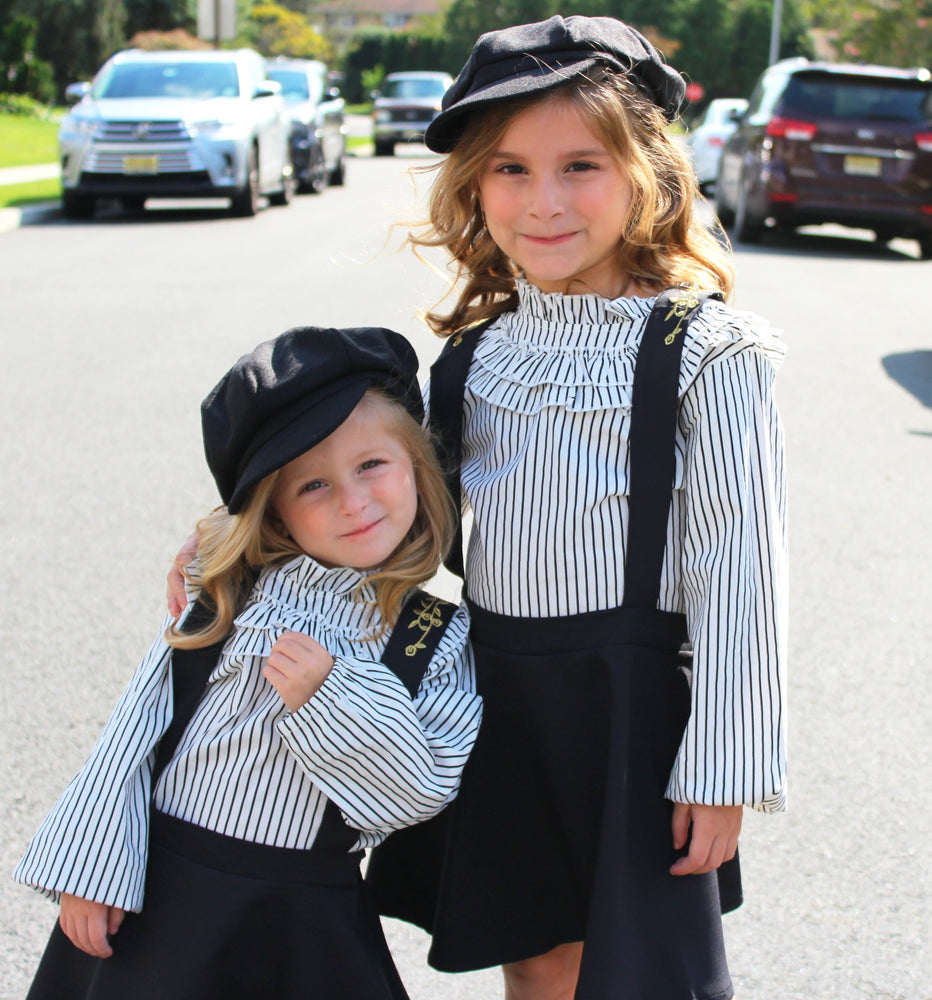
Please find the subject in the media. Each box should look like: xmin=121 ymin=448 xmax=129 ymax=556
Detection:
xmin=522 ymin=231 xmax=579 ymax=245
xmin=342 ymin=517 xmax=384 ymax=539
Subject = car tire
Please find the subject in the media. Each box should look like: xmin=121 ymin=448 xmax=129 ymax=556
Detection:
xmin=734 ymin=176 xmax=764 ymax=244
xmin=329 ymin=152 xmax=346 ymax=187
xmin=374 ymin=140 xmax=394 ymax=157
xmin=268 ymin=164 xmax=295 ymax=207
xmin=120 ymin=195 xmax=146 ymax=213
xmin=918 ymin=233 xmax=932 ymax=260
xmin=299 ymin=148 xmax=328 ymax=194
xmin=62 ymin=191 xmax=95 ymax=220
xmin=230 ymin=146 xmax=260 ymax=217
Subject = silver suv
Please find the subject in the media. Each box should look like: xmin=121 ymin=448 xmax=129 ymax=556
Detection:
xmin=59 ymin=48 xmax=294 ymax=218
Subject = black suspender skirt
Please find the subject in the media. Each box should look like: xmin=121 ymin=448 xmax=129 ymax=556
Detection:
xmin=368 ymin=291 xmax=742 ymax=1000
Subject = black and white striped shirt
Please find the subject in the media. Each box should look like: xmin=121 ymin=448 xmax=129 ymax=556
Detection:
xmin=14 ymin=555 xmax=481 ymax=911
xmin=450 ymin=280 xmax=787 ymax=813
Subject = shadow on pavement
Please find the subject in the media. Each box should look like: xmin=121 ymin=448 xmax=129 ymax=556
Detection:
xmin=882 ymin=351 xmax=932 ymax=409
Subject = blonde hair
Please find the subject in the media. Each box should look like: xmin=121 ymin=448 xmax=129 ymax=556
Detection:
xmin=167 ymin=389 xmax=456 ymax=650
xmin=408 ymin=70 xmax=734 ymax=337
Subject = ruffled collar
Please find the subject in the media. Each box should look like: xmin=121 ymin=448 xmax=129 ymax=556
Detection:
xmin=493 ymin=278 xmax=656 ymax=350
xmin=253 ymin=554 xmax=376 ymax=610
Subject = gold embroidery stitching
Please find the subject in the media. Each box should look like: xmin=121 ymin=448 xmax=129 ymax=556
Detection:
xmin=404 ymin=596 xmax=446 ymax=657
xmin=663 ymin=289 xmax=700 ymax=345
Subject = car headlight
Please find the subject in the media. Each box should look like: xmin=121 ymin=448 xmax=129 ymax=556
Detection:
xmin=59 ymin=116 xmax=98 ymax=138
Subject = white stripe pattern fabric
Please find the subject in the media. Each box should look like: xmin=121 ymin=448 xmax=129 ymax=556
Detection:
xmin=446 ymin=280 xmax=787 ymax=813
xmin=14 ymin=555 xmax=481 ymax=911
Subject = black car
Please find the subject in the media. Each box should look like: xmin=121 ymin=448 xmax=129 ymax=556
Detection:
xmin=266 ymin=58 xmax=347 ymax=192
xmin=716 ymin=59 xmax=932 ymax=256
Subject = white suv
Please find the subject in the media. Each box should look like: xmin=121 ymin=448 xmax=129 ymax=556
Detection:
xmin=59 ymin=48 xmax=294 ymax=218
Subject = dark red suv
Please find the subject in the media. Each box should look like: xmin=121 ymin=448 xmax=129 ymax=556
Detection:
xmin=715 ymin=59 xmax=932 ymax=257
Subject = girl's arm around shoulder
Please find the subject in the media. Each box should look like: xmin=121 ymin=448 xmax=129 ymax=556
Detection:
xmin=276 ymin=602 xmax=482 ymax=836
xmin=12 ymin=612 xmax=182 ymax=912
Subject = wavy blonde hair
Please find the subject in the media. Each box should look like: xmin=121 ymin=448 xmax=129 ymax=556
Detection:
xmin=407 ymin=70 xmax=734 ymax=337
xmin=167 ymin=390 xmax=456 ymax=649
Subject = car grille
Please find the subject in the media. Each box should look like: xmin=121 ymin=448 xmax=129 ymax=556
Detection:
xmin=388 ymin=108 xmax=431 ymax=124
xmin=97 ymin=120 xmax=190 ymax=141
xmin=84 ymin=147 xmax=206 ymax=174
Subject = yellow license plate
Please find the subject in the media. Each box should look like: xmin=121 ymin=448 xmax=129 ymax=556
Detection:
xmin=123 ymin=155 xmax=159 ymax=175
xmin=843 ymin=155 xmax=881 ymax=177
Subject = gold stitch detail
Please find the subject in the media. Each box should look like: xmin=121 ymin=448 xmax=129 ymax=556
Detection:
xmin=663 ymin=289 xmax=700 ymax=345
xmin=405 ymin=596 xmax=445 ymax=656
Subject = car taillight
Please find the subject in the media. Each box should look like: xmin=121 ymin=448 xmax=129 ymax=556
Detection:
xmin=916 ymin=132 xmax=932 ymax=152
xmin=766 ymin=117 xmax=817 ymax=141
xmin=708 ymin=137 xmax=724 ymax=147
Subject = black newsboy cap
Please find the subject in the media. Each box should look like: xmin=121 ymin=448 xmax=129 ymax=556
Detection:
xmin=201 ymin=326 xmax=422 ymax=514
xmin=424 ymin=15 xmax=686 ymax=152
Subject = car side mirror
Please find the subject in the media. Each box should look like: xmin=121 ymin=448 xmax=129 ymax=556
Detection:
xmin=370 ymin=90 xmax=380 ymax=100
xmin=325 ymin=87 xmax=341 ymax=100
xmin=65 ymin=82 xmax=90 ymax=104
xmin=728 ymin=107 xmax=745 ymax=123
xmin=255 ymin=81 xmax=281 ymax=99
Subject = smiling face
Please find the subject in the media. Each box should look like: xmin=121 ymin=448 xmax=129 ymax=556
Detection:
xmin=477 ymin=96 xmax=633 ymax=298
xmin=270 ymin=395 xmax=419 ymax=572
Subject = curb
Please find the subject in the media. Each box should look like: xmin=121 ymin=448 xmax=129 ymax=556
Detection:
xmin=0 ymin=200 xmax=61 ymax=233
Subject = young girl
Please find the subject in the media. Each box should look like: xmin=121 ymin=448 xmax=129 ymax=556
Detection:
xmin=169 ymin=16 xmax=787 ymax=1000
xmin=367 ymin=15 xmax=788 ymax=1000
xmin=15 ymin=325 xmax=482 ymax=1000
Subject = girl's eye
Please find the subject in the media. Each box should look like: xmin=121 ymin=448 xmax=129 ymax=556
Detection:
xmin=360 ymin=458 xmax=385 ymax=472
xmin=566 ymin=160 xmax=598 ymax=173
xmin=494 ymin=162 xmax=527 ymax=175
xmin=298 ymin=480 xmax=325 ymax=495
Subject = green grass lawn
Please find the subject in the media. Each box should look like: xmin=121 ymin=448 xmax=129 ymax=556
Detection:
xmin=0 ymin=178 xmax=61 ymax=208
xmin=0 ymin=114 xmax=59 ymax=169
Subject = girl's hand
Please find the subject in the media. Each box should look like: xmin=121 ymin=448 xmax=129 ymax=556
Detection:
xmin=265 ymin=631 xmax=335 ymax=712
xmin=669 ymin=802 xmax=742 ymax=876
xmin=166 ymin=531 xmax=200 ymax=616
xmin=59 ymin=892 xmax=125 ymax=958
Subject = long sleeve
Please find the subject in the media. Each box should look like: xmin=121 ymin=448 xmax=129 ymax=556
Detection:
xmin=12 ymin=616 xmax=177 ymax=910
xmin=277 ymin=602 xmax=482 ymax=838
xmin=666 ymin=343 xmax=788 ymax=812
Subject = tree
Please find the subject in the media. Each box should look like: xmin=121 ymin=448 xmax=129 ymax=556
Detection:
xmin=240 ymin=2 xmax=330 ymax=59
xmin=0 ymin=12 xmax=55 ymax=102
xmin=836 ymin=0 xmax=932 ymax=67
xmin=124 ymin=0 xmax=195 ymax=37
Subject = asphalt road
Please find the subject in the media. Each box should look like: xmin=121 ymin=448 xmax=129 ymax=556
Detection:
xmin=1 ymin=155 xmax=930 ymax=1000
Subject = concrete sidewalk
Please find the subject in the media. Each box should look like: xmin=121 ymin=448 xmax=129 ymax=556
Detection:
xmin=0 ymin=162 xmax=61 ymax=232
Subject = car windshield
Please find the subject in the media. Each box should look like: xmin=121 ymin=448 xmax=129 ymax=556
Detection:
xmin=382 ymin=77 xmax=447 ymax=99
xmin=779 ymin=74 xmax=932 ymax=123
xmin=93 ymin=62 xmax=240 ymax=99
xmin=267 ymin=69 xmax=311 ymax=101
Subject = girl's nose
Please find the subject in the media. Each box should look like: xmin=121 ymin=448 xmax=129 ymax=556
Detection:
xmin=528 ymin=175 xmax=564 ymax=220
xmin=339 ymin=482 xmax=370 ymax=515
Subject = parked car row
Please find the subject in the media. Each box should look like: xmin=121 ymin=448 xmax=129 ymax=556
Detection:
xmin=58 ymin=49 xmax=348 ymax=219
xmin=703 ymin=58 xmax=932 ymax=257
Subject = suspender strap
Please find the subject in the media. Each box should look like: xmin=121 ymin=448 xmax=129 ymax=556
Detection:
xmin=428 ymin=320 xmax=494 ymax=579
xmin=622 ymin=288 xmax=722 ymax=610
xmin=379 ymin=590 xmax=459 ymax=697
xmin=154 ymin=587 xmax=458 ymax=786
xmin=151 ymin=600 xmax=226 ymax=787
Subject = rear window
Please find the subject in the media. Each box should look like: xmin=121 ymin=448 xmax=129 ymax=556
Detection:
xmin=779 ymin=74 xmax=932 ymax=123
xmin=94 ymin=61 xmax=240 ymax=100
xmin=267 ymin=68 xmax=313 ymax=101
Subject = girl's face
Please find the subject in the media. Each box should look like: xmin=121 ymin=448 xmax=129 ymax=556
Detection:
xmin=271 ymin=399 xmax=418 ymax=571
xmin=477 ymin=96 xmax=633 ymax=297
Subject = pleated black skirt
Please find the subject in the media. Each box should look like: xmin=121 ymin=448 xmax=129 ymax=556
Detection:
xmin=27 ymin=811 xmax=409 ymax=1000
xmin=372 ymin=602 xmax=740 ymax=1000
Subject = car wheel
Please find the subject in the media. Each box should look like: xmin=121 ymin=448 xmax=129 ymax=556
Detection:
xmin=299 ymin=148 xmax=328 ymax=195
xmin=374 ymin=140 xmax=394 ymax=157
xmin=918 ymin=233 xmax=932 ymax=260
xmin=734 ymin=176 xmax=764 ymax=244
xmin=329 ymin=152 xmax=346 ymax=187
xmin=62 ymin=191 xmax=95 ymax=220
xmin=714 ymin=168 xmax=735 ymax=227
xmin=268 ymin=164 xmax=295 ymax=207
xmin=230 ymin=146 xmax=260 ymax=217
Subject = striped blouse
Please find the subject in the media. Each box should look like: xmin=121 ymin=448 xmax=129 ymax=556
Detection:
xmin=447 ymin=280 xmax=787 ymax=813
xmin=14 ymin=555 xmax=482 ymax=912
